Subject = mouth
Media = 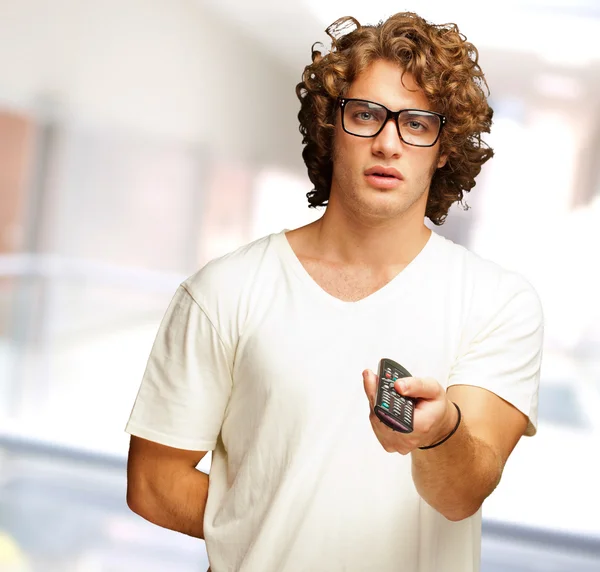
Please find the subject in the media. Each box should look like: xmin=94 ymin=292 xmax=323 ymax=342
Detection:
xmin=364 ymin=167 xmax=403 ymax=190
xmin=364 ymin=166 xmax=403 ymax=180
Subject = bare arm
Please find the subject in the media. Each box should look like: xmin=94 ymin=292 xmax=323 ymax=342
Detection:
xmin=363 ymin=371 xmax=530 ymax=521
xmin=411 ymin=384 xmax=528 ymax=521
xmin=126 ymin=436 xmax=210 ymax=538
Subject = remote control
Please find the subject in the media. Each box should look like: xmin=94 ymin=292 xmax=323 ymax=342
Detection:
xmin=374 ymin=358 xmax=415 ymax=433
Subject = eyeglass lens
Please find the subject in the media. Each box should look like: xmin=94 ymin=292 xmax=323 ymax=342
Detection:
xmin=343 ymin=100 xmax=441 ymax=146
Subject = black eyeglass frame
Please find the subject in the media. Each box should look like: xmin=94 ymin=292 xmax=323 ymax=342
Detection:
xmin=338 ymin=97 xmax=447 ymax=148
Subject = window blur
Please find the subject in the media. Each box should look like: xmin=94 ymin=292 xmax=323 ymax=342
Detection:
xmin=0 ymin=1 xmax=599 ymax=570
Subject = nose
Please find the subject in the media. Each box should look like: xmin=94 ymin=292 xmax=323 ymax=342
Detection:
xmin=371 ymin=118 xmax=403 ymax=159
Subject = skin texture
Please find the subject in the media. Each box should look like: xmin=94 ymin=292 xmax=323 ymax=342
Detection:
xmin=330 ymin=63 xmax=447 ymax=233
xmin=126 ymin=437 xmax=209 ymax=538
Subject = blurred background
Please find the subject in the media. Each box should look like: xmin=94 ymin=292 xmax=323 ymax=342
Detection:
xmin=0 ymin=0 xmax=599 ymax=570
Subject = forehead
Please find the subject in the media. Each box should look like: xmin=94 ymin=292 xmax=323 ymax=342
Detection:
xmin=346 ymin=59 xmax=432 ymax=111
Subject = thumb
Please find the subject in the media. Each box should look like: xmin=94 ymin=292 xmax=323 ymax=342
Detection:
xmin=362 ymin=369 xmax=377 ymax=409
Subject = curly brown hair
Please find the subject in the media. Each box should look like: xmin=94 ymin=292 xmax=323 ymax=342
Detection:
xmin=296 ymin=12 xmax=494 ymax=225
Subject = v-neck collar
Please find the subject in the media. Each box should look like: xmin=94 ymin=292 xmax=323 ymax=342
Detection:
xmin=273 ymin=228 xmax=441 ymax=310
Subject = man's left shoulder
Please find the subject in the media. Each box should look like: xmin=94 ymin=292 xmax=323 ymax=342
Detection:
xmin=435 ymin=234 xmax=542 ymax=319
xmin=443 ymin=236 xmax=536 ymax=293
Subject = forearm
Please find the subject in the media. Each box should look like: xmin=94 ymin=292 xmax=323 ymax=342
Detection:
xmin=128 ymin=467 xmax=210 ymax=539
xmin=411 ymin=417 xmax=503 ymax=521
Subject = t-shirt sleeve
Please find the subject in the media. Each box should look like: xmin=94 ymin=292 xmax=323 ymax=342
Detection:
xmin=447 ymin=273 xmax=544 ymax=436
xmin=125 ymin=284 xmax=233 ymax=451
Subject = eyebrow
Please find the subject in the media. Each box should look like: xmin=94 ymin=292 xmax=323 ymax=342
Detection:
xmin=344 ymin=97 xmax=435 ymax=113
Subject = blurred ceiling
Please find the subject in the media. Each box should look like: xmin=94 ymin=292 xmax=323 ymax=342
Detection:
xmin=201 ymin=0 xmax=600 ymax=105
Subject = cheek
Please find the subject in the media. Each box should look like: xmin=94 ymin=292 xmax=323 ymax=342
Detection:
xmin=416 ymin=150 xmax=442 ymax=180
xmin=338 ymin=140 xmax=370 ymax=174
xmin=332 ymin=139 xmax=354 ymax=177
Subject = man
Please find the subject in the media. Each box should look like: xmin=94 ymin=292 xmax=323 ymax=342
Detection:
xmin=125 ymin=12 xmax=543 ymax=572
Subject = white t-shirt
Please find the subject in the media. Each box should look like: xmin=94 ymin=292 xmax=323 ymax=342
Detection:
xmin=126 ymin=229 xmax=543 ymax=572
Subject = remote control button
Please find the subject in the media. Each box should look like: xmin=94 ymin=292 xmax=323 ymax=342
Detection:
xmin=385 ymin=372 xmax=391 ymax=379
xmin=381 ymin=402 xmax=389 ymax=409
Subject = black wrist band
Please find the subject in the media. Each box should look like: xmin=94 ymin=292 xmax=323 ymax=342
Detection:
xmin=418 ymin=402 xmax=461 ymax=450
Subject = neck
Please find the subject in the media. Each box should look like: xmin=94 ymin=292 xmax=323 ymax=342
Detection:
xmin=309 ymin=196 xmax=432 ymax=268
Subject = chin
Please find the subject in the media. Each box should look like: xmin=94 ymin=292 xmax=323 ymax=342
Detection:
xmin=360 ymin=191 xmax=423 ymax=219
xmin=356 ymin=199 xmax=405 ymax=220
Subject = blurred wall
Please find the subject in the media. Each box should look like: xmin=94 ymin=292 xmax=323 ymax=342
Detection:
xmin=0 ymin=0 xmax=304 ymax=170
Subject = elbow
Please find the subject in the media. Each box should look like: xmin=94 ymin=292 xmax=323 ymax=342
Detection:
xmin=126 ymin=475 xmax=156 ymax=521
xmin=419 ymin=493 xmax=483 ymax=522
xmin=419 ymin=487 xmax=485 ymax=522
xmin=442 ymin=470 xmax=502 ymax=522
xmin=439 ymin=491 xmax=489 ymax=521
xmin=126 ymin=483 xmax=147 ymax=517
xmin=126 ymin=488 xmax=163 ymax=526
xmin=435 ymin=493 xmax=484 ymax=522
xmin=126 ymin=487 xmax=143 ymax=515
xmin=441 ymin=503 xmax=481 ymax=522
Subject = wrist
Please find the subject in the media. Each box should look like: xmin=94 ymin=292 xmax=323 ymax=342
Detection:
xmin=420 ymin=400 xmax=460 ymax=450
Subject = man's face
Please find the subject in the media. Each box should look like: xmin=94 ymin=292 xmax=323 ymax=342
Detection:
xmin=330 ymin=59 xmax=447 ymax=224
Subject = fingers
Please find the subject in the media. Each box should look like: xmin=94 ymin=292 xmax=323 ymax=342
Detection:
xmin=368 ymin=411 xmax=415 ymax=455
xmin=394 ymin=376 xmax=443 ymax=400
xmin=362 ymin=369 xmax=377 ymax=410
xmin=365 ymin=371 xmax=443 ymax=409
xmin=369 ymin=412 xmax=397 ymax=453
xmin=365 ymin=370 xmax=447 ymax=455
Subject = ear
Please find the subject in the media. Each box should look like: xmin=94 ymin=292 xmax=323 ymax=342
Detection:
xmin=437 ymin=153 xmax=448 ymax=169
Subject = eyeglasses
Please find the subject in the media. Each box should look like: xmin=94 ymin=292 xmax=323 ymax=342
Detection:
xmin=338 ymin=98 xmax=446 ymax=147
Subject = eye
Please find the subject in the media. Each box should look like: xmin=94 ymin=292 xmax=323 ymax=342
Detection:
xmin=355 ymin=111 xmax=376 ymax=121
xmin=407 ymin=120 xmax=426 ymax=131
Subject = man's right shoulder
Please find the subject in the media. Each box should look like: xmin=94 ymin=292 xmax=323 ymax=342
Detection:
xmin=180 ymin=232 xmax=282 ymax=310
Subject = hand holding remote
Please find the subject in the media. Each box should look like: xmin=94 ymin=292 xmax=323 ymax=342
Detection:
xmin=362 ymin=360 xmax=457 ymax=455
xmin=373 ymin=358 xmax=416 ymax=433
